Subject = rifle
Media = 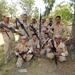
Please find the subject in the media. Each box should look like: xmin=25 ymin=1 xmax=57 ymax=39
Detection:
xmin=42 ymin=38 xmax=49 ymax=49
xmin=0 ymin=23 xmax=23 ymax=36
xmin=16 ymin=18 xmax=30 ymax=37
xmin=51 ymin=40 xmax=58 ymax=66
xmin=15 ymin=18 xmax=19 ymax=29
xmin=39 ymin=9 xmax=42 ymax=49
xmin=30 ymin=24 xmax=39 ymax=40
xmin=0 ymin=24 xmax=11 ymax=39
xmin=17 ymin=49 xmax=30 ymax=60
xmin=48 ymin=22 xmax=54 ymax=31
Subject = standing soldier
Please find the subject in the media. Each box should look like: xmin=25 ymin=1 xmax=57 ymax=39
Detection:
xmin=0 ymin=13 xmax=15 ymax=64
xmin=29 ymin=18 xmax=39 ymax=38
xmin=16 ymin=14 xmax=29 ymax=41
xmin=15 ymin=36 xmax=33 ymax=67
xmin=41 ymin=17 xmax=48 ymax=40
xmin=49 ymin=16 xmax=67 ymax=41
xmin=47 ymin=16 xmax=54 ymax=38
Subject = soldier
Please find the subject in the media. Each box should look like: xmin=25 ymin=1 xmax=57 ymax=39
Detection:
xmin=41 ymin=17 xmax=48 ymax=40
xmin=29 ymin=18 xmax=39 ymax=38
xmin=47 ymin=16 xmax=54 ymax=38
xmin=0 ymin=13 xmax=15 ymax=64
xmin=40 ymin=33 xmax=50 ymax=55
xmin=28 ymin=34 xmax=40 ymax=57
xmin=41 ymin=33 xmax=50 ymax=49
xmin=15 ymin=36 xmax=33 ymax=67
xmin=46 ymin=35 xmax=68 ymax=62
xmin=49 ymin=16 xmax=67 ymax=41
xmin=16 ymin=14 xmax=29 ymax=41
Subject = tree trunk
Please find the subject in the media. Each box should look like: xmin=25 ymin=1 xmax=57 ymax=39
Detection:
xmin=65 ymin=5 xmax=75 ymax=46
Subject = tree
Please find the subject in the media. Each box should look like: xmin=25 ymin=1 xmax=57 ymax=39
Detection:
xmin=19 ymin=0 xmax=35 ymax=16
xmin=65 ymin=0 xmax=75 ymax=43
xmin=51 ymin=2 xmax=72 ymax=25
xmin=7 ymin=1 xmax=18 ymax=18
xmin=32 ymin=7 xmax=39 ymax=20
xmin=43 ymin=0 xmax=55 ymax=16
xmin=0 ymin=0 xmax=8 ymax=21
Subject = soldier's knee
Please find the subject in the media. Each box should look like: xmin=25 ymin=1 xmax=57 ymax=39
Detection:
xmin=26 ymin=54 xmax=33 ymax=62
xmin=59 ymin=56 xmax=67 ymax=62
xmin=46 ymin=53 xmax=54 ymax=59
xmin=16 ymin=57 xmax=23 ymax=67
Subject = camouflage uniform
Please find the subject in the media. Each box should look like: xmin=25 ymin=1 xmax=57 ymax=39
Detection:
xmin=46 ymin=36 xmax=68 ymax=62
xmin=28 ymin=39 xmax=40 ymax=54
xmin=41 ymin=22 xmax=48 ymax=40
xmin=15 ymin=42 xmax=33 ymax=67
xmin=49 ymin=22 xmax=67 ymax=40
xmin=0 ymin=21 xmax=15 ymax=63
xmin=18 ymin=21 xmax=29 ymax=41
xmin=29 ymin=23 xmax=39 ymax=38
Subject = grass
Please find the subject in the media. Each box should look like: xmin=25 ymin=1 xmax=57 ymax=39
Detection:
xmin=0 ymin=34 xmax=75 ymax=75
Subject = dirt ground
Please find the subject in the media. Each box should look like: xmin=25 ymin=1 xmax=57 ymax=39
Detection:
xmin=0 ymin=45 xmax=75 ymax=75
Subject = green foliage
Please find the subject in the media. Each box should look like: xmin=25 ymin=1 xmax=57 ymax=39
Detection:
xmin=51 ymin=2 xmax=72 ymax=25
xmin=32 ymin=7 xmax=39 ymax=20
xmin=0 ymin=0 xmax=8 ymax=21
xmin=7 ymin=1 xmax=18 ymax=18
xmin=19 ymin=0 xmax=35 ymax=16
xmin=43 ymin=0 xmax=55 ymax=16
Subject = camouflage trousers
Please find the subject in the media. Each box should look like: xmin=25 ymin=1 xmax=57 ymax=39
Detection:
xmin=16 ymin=54 xmax=33 ymax=67
xmin=46 ymin=52 xmax=67 ymax=62
xmin=4 ymin=40 xmax=15 ymax=62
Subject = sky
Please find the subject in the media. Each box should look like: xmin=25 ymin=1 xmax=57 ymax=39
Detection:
xmin=6 ymin=0 xmax=70 ymax=15
xmin=34 ymin=0 xmax=70 ymax=13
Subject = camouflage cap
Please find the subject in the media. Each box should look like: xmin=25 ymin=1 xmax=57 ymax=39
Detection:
xmin=54 ymin=35 xmax=61 ymax=39
xmin=49 ymin=15 xmax=53 ymax=18
xmin=21 ymin=36 xmax=26 ymax=39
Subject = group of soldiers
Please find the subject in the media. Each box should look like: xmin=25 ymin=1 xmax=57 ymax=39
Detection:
xmin=0 ymin=13 xmax=68 ymax=67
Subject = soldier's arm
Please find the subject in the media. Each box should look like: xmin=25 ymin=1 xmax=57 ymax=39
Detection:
xmin=0 ymin=28 xmax=10 ymax=32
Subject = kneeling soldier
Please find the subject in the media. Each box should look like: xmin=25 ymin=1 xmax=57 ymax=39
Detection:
xmin=28 ymin=34 xmax=40 ymax=57
xmin=46 ymin=35 xmax=68 ymax=62
xmin=15 ymin=36 xmax=33 ymax=67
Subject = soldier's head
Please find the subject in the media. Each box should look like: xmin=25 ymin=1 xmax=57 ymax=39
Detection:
xmin=42 ymin=17 xmax=45 ymax=24
xmin=54 ymin=35 xmax=61 ymax=44
xmin=32 ymin=18 xmax=36 ymax=24
xmin=56 ymin=16 xmax=61 ymax=24
xmin=49 ymin=16 xmax=53 ymax=22
xmin=32 ymin=34 xmax=37 ymax=41
xmin=21 ymin=36 xmax=26 ymax=44
xmin=3 ymin=13 xmax=10 ymax=23
xmin=23 ymin=14 xmax=28 ymax=22
xmin=44 ymin=33 xmax=49 ymax=39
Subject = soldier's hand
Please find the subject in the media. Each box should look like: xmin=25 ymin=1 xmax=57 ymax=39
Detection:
xmin=23 ymin=54 xmax=26 ymax=59
xmin=5 ymin=28 xmax=10 ymax=32
xmin=54 ymin=52 xmax=60 ymax=56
